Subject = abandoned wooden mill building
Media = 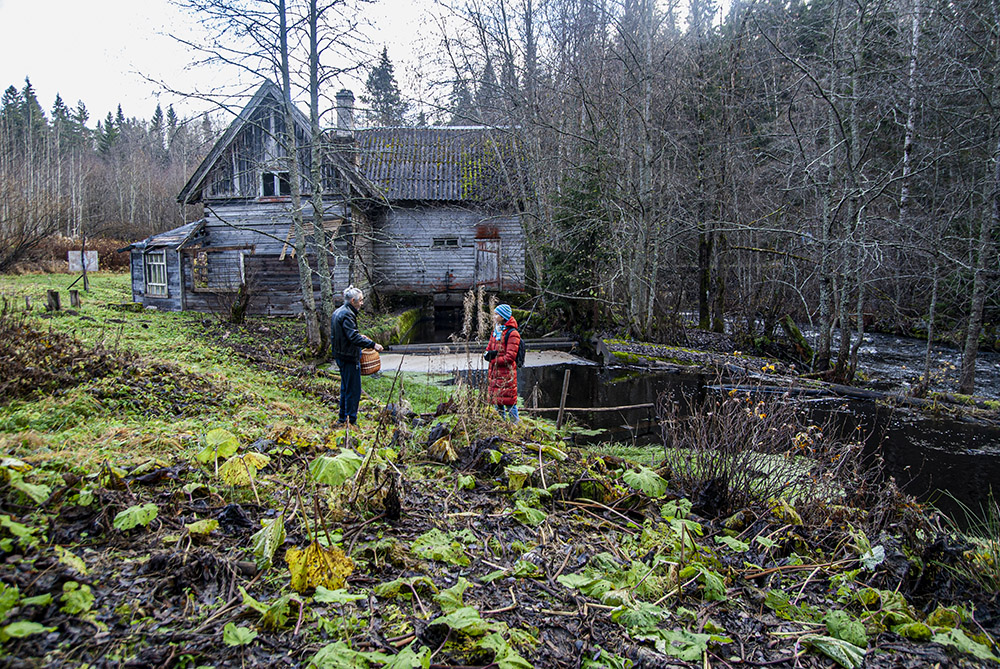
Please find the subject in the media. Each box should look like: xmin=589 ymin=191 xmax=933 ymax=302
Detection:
xmin=126 ymin=80 xmax=527 ymax=315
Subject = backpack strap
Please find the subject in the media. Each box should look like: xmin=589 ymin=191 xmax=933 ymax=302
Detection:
xmin=502 ymin=326 xmax=518 ymax=348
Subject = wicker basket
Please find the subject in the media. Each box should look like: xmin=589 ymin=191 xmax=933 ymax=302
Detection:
xmin=360 ymin=348 xmax=381 ymax=375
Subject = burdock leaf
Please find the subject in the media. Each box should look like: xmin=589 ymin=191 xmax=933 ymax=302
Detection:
xmin=113 ymin=503 xmax=158 ymax=531
xmin=931 ymin=629 xmax=1000 ymax=663
xmin=250 ymin=515 xmax=286 ymax=571
xmin=411 ymin=529 xmax=470 ymax=566
xmin=373 ymin=576 xmax=437 ymax=599
xmin=59 ymin=581 xmax=94 ymax=614
xmin=54 ymin=546 xmax=88 ymax=574
xmin=0 ymin=621 xmax=55 ymax=642
xmin=287 ymin=542 xmax=354 ymax=593
xmin=803 ymin=634 xmax=866 ymax=669
xmin=479 ymin=631 xmax=533 ymax=669
xmin=383 ymin=642 xmax=432 ymax=669
xmin=433 ymin=577 xmax=472 ymax=613
xmin=222 ymin=622 xmax=258 ymax=646
xmin=314 ymin=587 xmax=366 ymax=604
xmin=430 ymin=606 xmax=489 ymax=636
xmin=239 ymin=586 xmax=268 ymax=614
xmin=623 ymin=466 xmax=668 ymax=498
xmin=505 ymin=465 xmax=534 ymax=491
xmin=308 ymin=641 xmax=391 ymax=668
xmin=186 ymin=519 xmax=219 ymax=535
xmin=11 ymin=477 xmax=50 ymax=504
xmin=196 ymin=428 xmax=240 ymax=464
xmin=310 ymin=450 xmax=363 ymax=487
xmin=715 ymin=535 xmax=750 ymax=553
xmin=512 ymin=501 xmax=547 ymax=527
xmin=219 ymin=453 xmax=270 ymax=486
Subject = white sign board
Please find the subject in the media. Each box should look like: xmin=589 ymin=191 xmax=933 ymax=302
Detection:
xmin=68 ymin=251 xmax=99 ymax=272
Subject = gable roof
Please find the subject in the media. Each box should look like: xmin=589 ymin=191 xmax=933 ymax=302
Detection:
xmin=177 ymin=80 xmax=310 ymax=205
xmin=355 ymin=126 xmax=524 ymax=203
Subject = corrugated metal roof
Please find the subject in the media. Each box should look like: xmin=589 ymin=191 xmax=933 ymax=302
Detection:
xmin=355 ymin=126 xmax=518 ymax=203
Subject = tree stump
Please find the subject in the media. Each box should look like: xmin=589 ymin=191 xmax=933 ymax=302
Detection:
xmin=69 ymin=290 xmax=81 ymax=308
xmin=46 ymin=290 xmax=61 ymax=312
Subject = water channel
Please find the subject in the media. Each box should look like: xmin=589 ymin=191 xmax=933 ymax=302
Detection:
xmin=491 ymin=330 xmax=1000 ymax=524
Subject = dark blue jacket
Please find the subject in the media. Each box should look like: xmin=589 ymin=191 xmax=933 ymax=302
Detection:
xmin=332 ymin=302 xmax=375 ymax=361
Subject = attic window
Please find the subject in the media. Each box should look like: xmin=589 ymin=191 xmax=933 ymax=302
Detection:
xmin=262 ymin=171 xmax=291 ymax=197
xmin=432 ymin=237 xmax=460 ymax=249
xmin=144 ymin=251 xmax=168 ymax=297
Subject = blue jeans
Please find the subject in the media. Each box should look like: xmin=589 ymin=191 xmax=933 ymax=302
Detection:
xmin=497 ymin=404 xmax=519 ymax=422
xmin=336 ymin=357 xmax=362 ymax=423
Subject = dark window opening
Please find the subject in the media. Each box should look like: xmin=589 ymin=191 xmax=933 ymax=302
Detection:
xmin=432 ymin=237 xmax=460 ymax=248
xmin=262 ymin=171 xmax=291 ymax=197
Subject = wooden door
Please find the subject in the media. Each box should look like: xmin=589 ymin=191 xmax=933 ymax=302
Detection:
xmin=475 ymin=239 xmax=502 ymax=289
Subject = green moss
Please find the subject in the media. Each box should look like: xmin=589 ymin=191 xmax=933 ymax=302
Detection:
xmin=610 ymin=350 xmax=697 ymax=367
xmin=364 ymin=307 xmax=424 ymax=345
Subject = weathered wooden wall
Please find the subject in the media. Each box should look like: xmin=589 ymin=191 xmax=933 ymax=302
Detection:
xmin=371 ymin=205 xmax=525 ymax=294
xmin=129 ymin=249 xmax=185 ymax=311
xmin=179 ymin=253 xmax=342 ymax=316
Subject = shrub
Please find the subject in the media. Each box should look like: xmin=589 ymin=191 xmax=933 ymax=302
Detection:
xmin=657 ymin=381 xmax=861 ymax=519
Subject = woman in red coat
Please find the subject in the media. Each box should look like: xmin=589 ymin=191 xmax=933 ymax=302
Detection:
xmin=484 ymin=304 xmax=520 ymax=422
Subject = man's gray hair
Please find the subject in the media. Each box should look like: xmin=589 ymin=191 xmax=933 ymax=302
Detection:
xmin=344 ymin=285 xmax=363 ymax=302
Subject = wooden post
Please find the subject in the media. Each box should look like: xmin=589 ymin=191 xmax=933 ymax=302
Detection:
xmin=24 ymin=296 xmax=31 ymax=311
xmin=81 ymin=234 xmax=89 ymax=292
xmin=46 ymin=290 xmax=61 ymax=312
xmin=531 ymin=384 xmax=539 ymax=409
xmin=69 ymin=290 xmax=81 ymax=308
xmin=556 ymin=369 xmax=571 ymax=429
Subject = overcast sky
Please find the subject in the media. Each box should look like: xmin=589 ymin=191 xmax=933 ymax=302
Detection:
xmin=0 ymin=0 xmax=433 ymax=123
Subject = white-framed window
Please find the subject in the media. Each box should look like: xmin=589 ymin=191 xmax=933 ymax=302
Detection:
xmin=261 ymin=171 xmax=291 ymax=197
xmin=432 ymin=237 xmax=460 ymax=249
xmin=144 ymin=251 xmax=168 ymax=297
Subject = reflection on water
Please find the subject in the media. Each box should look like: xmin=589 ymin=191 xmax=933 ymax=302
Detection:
xmin=515 ymin=363 xmax=999 ymax=522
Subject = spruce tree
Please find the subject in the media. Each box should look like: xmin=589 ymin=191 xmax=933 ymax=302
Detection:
xmin=20 ymin=78 xmax=47 ymax=144
xmin=98 ymin=111 xmax=119 ymax=154
xmin=361 ymin=47 xmax=408 ymax=126
xmin=447 ymin=78 xmax=474 ymax=126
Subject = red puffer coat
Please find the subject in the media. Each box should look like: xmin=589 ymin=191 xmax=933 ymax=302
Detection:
xmin=486 ymin=316 xmax=520 ymax=406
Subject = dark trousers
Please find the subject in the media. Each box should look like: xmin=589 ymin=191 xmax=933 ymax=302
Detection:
xmin=336 ymin=357 xmax=362 ymax=423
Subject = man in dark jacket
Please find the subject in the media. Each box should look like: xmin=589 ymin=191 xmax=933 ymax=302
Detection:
xmin=331 ymin=286 xmax=382 ymax=424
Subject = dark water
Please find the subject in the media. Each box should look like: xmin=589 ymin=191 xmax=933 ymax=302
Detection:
xmin=515 ymin=363 xmax=1000 ymax=522
xmin=818 ymin=330 xmax=1000 ymax=400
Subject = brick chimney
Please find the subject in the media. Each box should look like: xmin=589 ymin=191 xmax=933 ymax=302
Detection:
xmin=336 ymin=89 xmax=355 ymax=132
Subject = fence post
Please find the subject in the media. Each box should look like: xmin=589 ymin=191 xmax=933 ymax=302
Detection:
xmin=46 ymin=290 xmax=61 ymax=312
xmin=69 ymin=290 xmax=81 ymax=308
xmin=556 ymin=369 xmax=571 ymax=429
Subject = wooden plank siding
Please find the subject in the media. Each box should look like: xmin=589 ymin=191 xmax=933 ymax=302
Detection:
xmin=371 ymin=205 xmax=525 ymax=294
xmin=179 ymin=253 xmax=348 ymax=316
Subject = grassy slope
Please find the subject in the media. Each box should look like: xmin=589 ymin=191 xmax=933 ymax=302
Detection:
xmin=0 ymin=273 xmax=449 ymax=469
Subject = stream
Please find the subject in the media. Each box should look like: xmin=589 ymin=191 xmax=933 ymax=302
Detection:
xmin=511 ymin=332 xmax=1000 ymax=524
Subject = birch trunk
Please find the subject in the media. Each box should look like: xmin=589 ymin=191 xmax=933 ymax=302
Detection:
xmin=308 ymin=0 xmax=334 ymax=354
xmin=279 ymin=0 xmax=320 ymax=349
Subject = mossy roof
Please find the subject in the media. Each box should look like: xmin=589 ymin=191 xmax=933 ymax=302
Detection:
xmin=355 ymin=126 xmax=521 ymax=203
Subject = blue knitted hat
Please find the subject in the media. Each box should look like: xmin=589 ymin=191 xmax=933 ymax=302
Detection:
xmin=495 ymin=304 xmax=512 ymax=322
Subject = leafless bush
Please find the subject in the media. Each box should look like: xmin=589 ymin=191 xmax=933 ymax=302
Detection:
xmin=658 ymin=382 xmax=864 ymax=519
xmin=209 ymin=258 xmax=259 ymax=325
